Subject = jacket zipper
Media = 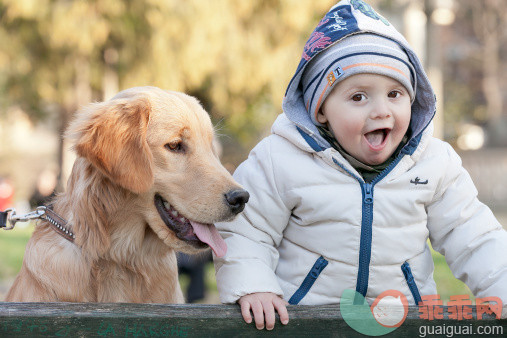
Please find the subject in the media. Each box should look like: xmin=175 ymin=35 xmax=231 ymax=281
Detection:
xmin=288 ymin=256 xmax=328 ymax=305
xmin=352 ymin=152 xmax=406 ymax=303
xmin=355 ymin=182 xmax=374 ymax=303
xmin=401 ymin=261 xmax=423 ymax=305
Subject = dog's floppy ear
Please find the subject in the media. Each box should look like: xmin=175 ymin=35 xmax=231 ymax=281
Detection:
xmin=67 ymin=95 xmax=153 ymax=194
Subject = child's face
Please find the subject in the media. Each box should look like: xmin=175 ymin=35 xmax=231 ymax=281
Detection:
xmin=317 ymin=73 xmax=411 ymax=165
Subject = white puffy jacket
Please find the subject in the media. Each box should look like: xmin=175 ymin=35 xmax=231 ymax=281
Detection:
xmin=215 ymin=114 xmax=507 ymax=306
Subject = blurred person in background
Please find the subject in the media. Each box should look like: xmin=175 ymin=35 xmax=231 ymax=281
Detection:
xmin=0 ymin=176 xmax=14 ymax=211
xmin=29 ymin=169 xmax=57 ymax=209
xmin=177 ymin=251 xmax=211 ymax=303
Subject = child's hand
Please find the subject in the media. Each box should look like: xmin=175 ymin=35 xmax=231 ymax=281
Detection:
xmin=238 ymin=292 xmax=289 ymax=330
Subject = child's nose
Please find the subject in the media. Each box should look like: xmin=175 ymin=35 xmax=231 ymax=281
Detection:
xmin=369 ymin=98 xmax=391 ymax=119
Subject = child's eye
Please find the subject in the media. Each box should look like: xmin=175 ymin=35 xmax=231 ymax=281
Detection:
xmin=351 ymin=94 xmax=365 ymax=102
xmin=388 ymin=91 xmax=401 ymax=98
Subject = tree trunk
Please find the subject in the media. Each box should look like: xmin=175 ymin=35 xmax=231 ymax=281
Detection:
xmin=56 ymin=56 xmax=92 ymax=191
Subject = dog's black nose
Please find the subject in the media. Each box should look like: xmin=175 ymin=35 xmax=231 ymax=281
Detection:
xmin=224 ymin=189 xmax=250 ymax=215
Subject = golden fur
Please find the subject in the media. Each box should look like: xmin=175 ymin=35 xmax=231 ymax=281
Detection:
xmin=5 ymin=87 xmax=246 ymax=303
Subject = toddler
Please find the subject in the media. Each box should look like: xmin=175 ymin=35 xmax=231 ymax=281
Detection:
xmin=214 ymin=0 xmax=507 ymax=330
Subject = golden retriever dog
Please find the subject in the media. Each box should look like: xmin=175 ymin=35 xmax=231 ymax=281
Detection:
xmin=5 ymin=86 xmax=249 ymax=303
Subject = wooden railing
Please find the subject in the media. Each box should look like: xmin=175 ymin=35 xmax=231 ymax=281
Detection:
xmin=0 ymin=303 xmax=505 ymax=337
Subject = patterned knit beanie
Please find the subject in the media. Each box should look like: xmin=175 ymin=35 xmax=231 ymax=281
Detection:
xmin=302 ymin=33 xmax=416 ymax=125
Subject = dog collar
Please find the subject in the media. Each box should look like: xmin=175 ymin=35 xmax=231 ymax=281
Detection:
xmin=43 ymin=207 xmax=75 ymax=242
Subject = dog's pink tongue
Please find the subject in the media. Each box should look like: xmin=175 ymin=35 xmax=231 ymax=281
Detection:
xmin=189 ymin=221 xmax=227 ymax=258
xmin=365 ymin=130 xmax=384 ymax=146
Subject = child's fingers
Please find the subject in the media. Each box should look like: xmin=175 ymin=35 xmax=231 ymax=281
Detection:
xmin=239 ymin=300 xmax=253 ymax=324
xmin=250 ymin=300 xmax=266 ymax=330
xmin=262 ymin=301 xmax=276 ymax=330
xmin=273 ymin=298 xmax=289 ymax=325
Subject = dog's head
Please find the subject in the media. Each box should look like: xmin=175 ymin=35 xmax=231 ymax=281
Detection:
xmin=66 ymin=86 xmax=248 ymax=257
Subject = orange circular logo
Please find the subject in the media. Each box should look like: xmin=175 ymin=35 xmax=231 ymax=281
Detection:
xmin=370 ymin=290 xmax=409 ymax=328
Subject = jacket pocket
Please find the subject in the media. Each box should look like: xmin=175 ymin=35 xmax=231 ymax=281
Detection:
xmin=288 ymin=256 xmax=328 ymax=305
xmin=401 ymin=261 xmax=423 ymax=305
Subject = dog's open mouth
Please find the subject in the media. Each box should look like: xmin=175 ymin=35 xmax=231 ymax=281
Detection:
xmin=154 ymin=194 xmax=227 ymax=257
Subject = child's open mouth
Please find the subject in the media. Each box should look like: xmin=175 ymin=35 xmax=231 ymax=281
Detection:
xmin=364 ymin=128 xmax=391 ymax=150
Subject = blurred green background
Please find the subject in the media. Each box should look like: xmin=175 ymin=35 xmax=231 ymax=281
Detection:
xmin=1 ymin=0 xmax=506 ymax=303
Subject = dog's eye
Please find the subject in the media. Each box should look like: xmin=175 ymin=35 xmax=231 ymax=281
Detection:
xmin=165 ymin=141 xmax=185 ymax=153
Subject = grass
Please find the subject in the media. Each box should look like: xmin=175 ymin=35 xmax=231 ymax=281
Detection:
xmin=429 ymin=243 xmax=474 ymax=302
xmin=0 ymin=224 xmax=34 ymax=280
xmin=0 ymin=226 xmax=473 ymax=303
